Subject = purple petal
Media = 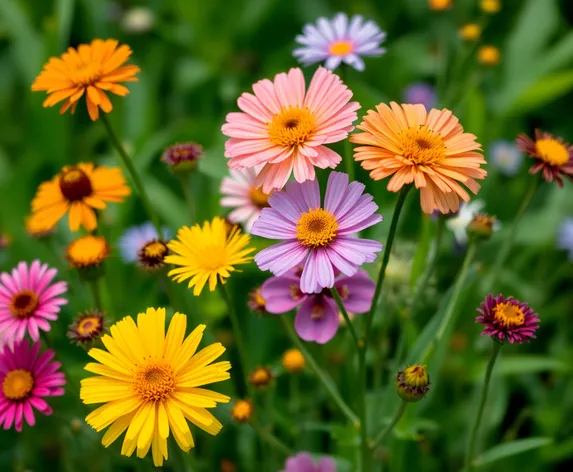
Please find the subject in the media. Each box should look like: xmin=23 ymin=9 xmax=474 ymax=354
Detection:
xmin=255 ymin=241 xmax=308 ymax=276
xmin=295 ymin=296 xmax=339 ymax=344
xmin=261 ymin=275 xmax=307 ymax=313
xmin=335 ymin=270 xmax=375 ymax=314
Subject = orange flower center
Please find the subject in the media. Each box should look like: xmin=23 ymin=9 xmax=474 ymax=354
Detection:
xmin=535 ymin=139 xmax=569 ymax=167
xmin=289 ymin=284 xmax=304 ymax=301
xmin=9 ymin=290 xmax=39 ymax=318
xmin=399 ymin=125 xmax=446 ymax=165
xmin=296 ymin=208 xmax=338 ymax=248
xmin=493 ymin=302 xmax=525 ymax=328
xmin=268 ymin=107 xmax=316 ymax=148
xmin=72 ymin=62 xmax=103 ymax=88
xmin=328 ymin=40 xmax=354 ymax=56
xmin=252 ymin=288 xmax=266 ymax=307
xmin=311 ymin=304 xmax=325 ymax=319
xmin=59 ymin=168 xmax=93 ymax=202
xmin=133 ymin=362 xmax=176 ymax=402
xmin=248 ymin=187 xmax=271 ymax=209
xmin=2 ymin=369 xmax=34 ymax=400
xmin=77 ymin=315 xmax=102 ymax=336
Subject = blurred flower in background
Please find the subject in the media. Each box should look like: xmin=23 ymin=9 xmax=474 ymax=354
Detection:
xmin=67 ymin=310 xmax=106 ymax=345
xmin=490 ymin=140 xmax=523 ymax=176
xmin=446 ymin=200 xmax=485 ymax=244
xmin=281 ymin=452 xmax=336 ymax=472
xmin=282 ymin=348 xmax=306 ymax=373
xmin=66 ymin=235 xmax=110 ymax=270
xmin=247 ymin=286 xmax=267 ymax=314
xmin=118 ymin=221 xmax=171 ymax=263
xmin=557 ymin=218 xmax=573 ymax=261
xmin=231 ymin=399 xmax=253 ymax=423
xmin=478 ymin=45 xmax=501 ymax=66
xmin=403 ymin=82 xmax=436 ymax=109
xmin=459 ymin=24 xmax=481 ymax=41
xmin=161 ymin=142 xmax=204 ymax=174
xmin=429 ymin=0 xmax=452 ymax=11
xmin=480 ymin=0 xmax=501 ymax=14
xmin=0 ymin=232 xmax=10 ymax=249
xmin=122 ymin=6 xmax=155 ymax=34
xmin=293 ymin=13 xmax=386 ymax=71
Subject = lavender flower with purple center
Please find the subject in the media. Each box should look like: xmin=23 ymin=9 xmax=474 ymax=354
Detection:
xmin=117 ymin=222 xmax=171 ymax=263
xmin=557 ymin=217 xmax=573 ymax=261
xmin=251 ymin=172 xmax=383 ymax=294
xmin=476 ymin=294 xmax=539 ymax=344
xmin=262 ymin=268 xmax=375 ymax=344
xmin=293 ymin=13 xmax=386 ymax=71
xmin=403 ymin=82 xmax=436 ymax=109
xmin=281 ymin=452 xmax=336 ymax=472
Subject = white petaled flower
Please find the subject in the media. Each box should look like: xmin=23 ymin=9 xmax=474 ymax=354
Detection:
xmin=293 ymin=13 xmax=386 ymax=71
xmin=220 ymin=168 xmax=272 ymax=233
xmin=446 ymin=200 xmax=485 ymax=244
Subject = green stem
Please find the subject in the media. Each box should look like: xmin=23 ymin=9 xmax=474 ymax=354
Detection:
xmin=358 ymin=345 xmax=369 ymax=472
xmin=484 ymin=178 xmax=539 ymax=291
xmin=369 ymin=400 xmax=408 ymax=449
xmin=178 ymin=174 xmax=195 ymax=224
xmin=465 ymin=341 xmax=503 ymax=472
xmin=331 ymin=287 xmax=360 ymax=349
xmin=100 ymin=113 xmax=162 ymax=235
xmin=89 ymin=278 xmax=103 ymax=310
xmin=250 ymin=418 xmax=293 ymax=457
xmin=420 ymin=241 xmax=477 ymax=363
xmin=280 ymin=316 xmax=359 ymax=426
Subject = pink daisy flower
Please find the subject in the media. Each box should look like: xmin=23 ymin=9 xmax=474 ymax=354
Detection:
xmin=251 ymin=171 xmax=382 ymax=294
xmin=262 ymin=268 xmax=375 ymax=344
xmin=0 ymin=260 xmax=68 ymax=343
xmin=476 ymin=294 xmax=540 ymax=344
xmin=222 ymin=67 xmax=360 ymax=193
xmin=220 ymin=167 xmax=272 ymax=233
xmin=0 ymin=340 xmax=66 ymax=431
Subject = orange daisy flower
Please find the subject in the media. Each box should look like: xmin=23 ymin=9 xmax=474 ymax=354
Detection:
xmin=350 ymin=102 xmax=487 ymax=214
xmin=31 ymin=39 xmax=139 ymax=121
xmin=31 ymin=163 xmax=131 ymax=232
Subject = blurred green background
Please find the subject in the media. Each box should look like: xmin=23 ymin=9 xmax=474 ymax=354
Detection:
xmin=1 ymin=0 xmax=573 ymax=471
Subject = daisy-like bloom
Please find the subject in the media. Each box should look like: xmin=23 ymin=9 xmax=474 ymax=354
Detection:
xmin=161 ymin=142 xmax=204 ymax=173
xmin=0 ymin=340 xmax=65 ymax=431
xmin=165 ymin=217 xmax=254 ymax=296
xmin=67 ymin=235 xmax=110 ymax=269
xmin=222 ymin=67 xmax=360 ymax=193
xmin=118 ymin=222 xmax=171 ymax=263
xmin=446 ymin=200 xmax=485 ymax=245
xmin=395 ymin=365 xmax=430 ymax=403
xmin=478 ymin=46 xmax=500 ymax=66
xmin=459 ymin=24 xmax=481 ymax=41
xmin=67 ymin=310 xmax=106 ymax=345
xmin=281 ymin=452 xmax=336 ymax=472
xmin=220 ymin=168 xmax=271 ymax=233
xmin=231 ymin=399 xmax=253 ymax=423
xmin=253 ymin=172 xmax=382 ymax=293
xmin=281 ymin=349 xmax=305 ymax=373
xmin=557 ymin=218 xmax=573 ymax=261
xmin=293 ymin=13 xmax=386 ymax=71
xmin=262 ymin=267 xmax=375 ymax=343
xmin=138 ymin=240 xmax=169 ymax=269
xmin=247 ymin=286 xmax=267 ymax=314
xmin=31 ymin=163 xmax=130 ymax=232
xmin=80 ymin=307 xmax=231 ymax=467
xmin=490 ymin=140 xmax=523 ymax=177
xmin=0 ymin=260 xmax=67 ymax=343
xmin=31 ymin=39 xmax=140 ymax=121
xmin=351 ymin=102 xmax=487 ymax=214
xmin=476 ymin=294 xmax=539 ymax=344
xmin=516 ymin=130 xmax=573 ymax=187
xmin=403 ymin=83 xmax=436 ymax=109
xmin=249 ymin=367 xmax=273 ymax=388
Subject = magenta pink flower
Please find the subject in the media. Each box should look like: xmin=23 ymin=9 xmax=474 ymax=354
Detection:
xmin=222 ymin=67 xmax=360 ymax=193
xmin=476 ymin=294 xmax=539 ymax=344
xmin=0 ymin=260 xmax=67 ymax=343
xmin=262 ymin=268 xmax=374 ymax=343
xmin=252 ymin=171 xmax=382 ymax=294
xmin=281 ymin=452 xmax=336 ymax=472
xmin=0 ymin=340 xmax=65 ymax=431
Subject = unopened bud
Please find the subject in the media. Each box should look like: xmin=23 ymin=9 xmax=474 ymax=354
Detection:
xmin=395 ymin=365 xmax=430 ymax=402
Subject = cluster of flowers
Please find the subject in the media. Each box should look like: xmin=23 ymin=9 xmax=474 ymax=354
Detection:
xmin=0 ymin=4 xmax=570 ymax=471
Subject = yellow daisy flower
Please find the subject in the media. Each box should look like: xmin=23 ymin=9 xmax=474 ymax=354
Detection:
xmin=80 ymin=307 xmax=231 ymax=467
xmin=165 ymin=217 xmax=255 ymax=296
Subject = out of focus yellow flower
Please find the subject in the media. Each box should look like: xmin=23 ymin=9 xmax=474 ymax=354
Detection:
xmin=478 ymin=45 xmax=501 ymax=65
xmin=429 ymin=0 xmax=452 ymax=10
xmin=459 ymin=24 xmax=481 ymax=41
xmin=480 ymin=0 xmax=500 ymax=13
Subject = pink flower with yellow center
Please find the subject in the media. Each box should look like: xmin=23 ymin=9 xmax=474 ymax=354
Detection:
xmin=222 ymin=67 xmax=360 ymax=193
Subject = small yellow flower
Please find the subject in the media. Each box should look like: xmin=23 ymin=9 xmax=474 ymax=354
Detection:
xmin=281 ymin=349 xmax=305 ymax=373
xmin=249 ymin=367 xmax=273 ymax=387
xmin=429 ymin=0 xmax=452 ymax=10
xmin=231 ymin=399 xmax=253 ymax=423
xmin=478 ymin=45 xmax=501 ymax=66
xmin=480 ymin=0 xmax=500 ymax=13
xmin=166 ymin=217 xmax=255 ymax=296
xmin=459 ymin=24 xmax=481 ymax=41
xmin=66 ymin=235 xmax=110 ymax=269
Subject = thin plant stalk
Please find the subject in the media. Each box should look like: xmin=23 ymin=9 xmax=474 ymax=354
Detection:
xmin=465 ymin=341 xmax=503 ymax=471
xmin=331 ymin=287 xmax=360 ymax=349
xmin=178 ymin=174 xmax=195 ymax=224
xmin=250 ymin=418 xmax=293 ymax=457
xmin=89 ymin=278 xmax=103 ymax=310
xmin=369 ymin=400 xmax=408 ymax=449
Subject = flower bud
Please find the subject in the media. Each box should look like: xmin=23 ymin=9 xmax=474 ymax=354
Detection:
xmin=281 ymin=349 xmax=305 ymax=373
xmin=247 ymin=287 xmax=267 ymax=314
xmin=231 ymin=399 xmax=253 ymax=423
xmin=395 ymin=365 xmax=430 ymax=402
xmin=459 ymin=24 xmax=481 ymax=41
xmin=161 ymin=142 xmax=203 ymax=174
xmin=249 ymin=366 xmax=273 ymax=388
xmin=478 ymin=46 xmax=501 ymax=66
xmin=467 ymin=213 xmax=496 ymax=240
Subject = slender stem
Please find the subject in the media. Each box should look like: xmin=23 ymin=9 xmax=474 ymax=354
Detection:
xmin=100 ymin=113 xmax=162 ymax=235
xmin=465 ymin=341 xmax=503 ymax=472
xmin=250 ymin=418 xmax=293 ymax=457
xmin=89 ymin=279 xmax=103 ymax=310
xmin=178 ymin=174 xmax=195 ymax=224
xmin=484 ymin=178 xmax=539 ymax=291
xmin=280 ymin=316 xmax=359 ymax=426
xmin=420 ymin=241 xmax=477 ymax=364
xmin=369 ymin=400 xmax=408 ymax=449
xmin=330 ymin=287 xmax=360 ymax=349
xmin=358 ymin=345 xmax=369 ymax=472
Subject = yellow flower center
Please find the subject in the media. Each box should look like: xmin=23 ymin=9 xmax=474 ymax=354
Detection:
xmin=77 ymin=316 xmax=102 ymax=336
xmin=328 ymin=40 xmax=354 ymax=56
xmin=268 ymin=107 xmax=316 ymax=148
xmin=67 ymin=235 xmax=109 ymax=268
xmin=289 ymin=284 xmax=304 ymax=301
xmin=296 ymin=208 xmax=338 ymax=248
xmin=249 ymin=187 xmax=271 ymax=209
xmin=143 ymin=241 xmax=167 ymax=258
xmin=2 ymin=369 xmax=34 ymax=400
xmin=253 ymin=289 xmax=266 ymax=307
xmin=399 ymin=125 xmax=446 ymax=165
xmin=493 ymin=302 xmax=525 ymax=328
xmin=535 ymin=138 xmax=569 ymax=166
xmin=59 ymin=167 xmax=93 ymax=202
xmin=311 ymin=305 xmax=325 ymax=319
xmin=133 ymin=362 xmax=176 ymax=402
xmin=72 ymin=62 xmax=103 ymax=88
xmin=9 ymin=290 xmax=39 ymax=318
xmin=402 ymin=365 xmax=429 ymax=389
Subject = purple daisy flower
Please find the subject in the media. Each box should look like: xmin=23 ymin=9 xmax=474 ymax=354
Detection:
xmin=117 ymin=221 xmax=171 ymax=263
xmin=476 ymin=294 xmax=539 ymax=344
xmin=403 ymin=82 xmax=436 ymax=109
xmin=293 ymin=13 xmax=386 ymax=71
xmin=262 ymin=268 xmax=375 ymax=344
xmin=557 ymin=217 xmax=573 ymax=260
xmin=281 ymin=452 xmax=336 ymax=472
xmin=251 ymin=172 xmax=383 ymax=294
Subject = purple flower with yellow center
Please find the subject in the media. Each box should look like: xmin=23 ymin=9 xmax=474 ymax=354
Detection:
xmin=252 ymin=172 xmax=382 ymax=294
xmin=293 ymin=13 xmax=386 ymax=71
xmin=281 ymin=452 xmax=336 ymax=472
xmin=476 ymin=294 xmax=539 ymax=344
xmin=403 ymin=82 xmax=436 ymax=109
xmin=262 ymin=268 xmax=374 ymax=344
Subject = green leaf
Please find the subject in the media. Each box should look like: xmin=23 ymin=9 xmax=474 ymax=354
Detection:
xmin=470 ymin=355 xmax=570 ymax=380
xmin=474 ymin=437 xmax=552 ymax=468
xmin=55 ymin=0 xmax=75 ymax=50
xmin=537 ymin=31 xmax=573 ymax=77
xmin=409 ymin=215 xmax=432 ymax=290
xmin=509 ymin=71 xmax=573 ymax=114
